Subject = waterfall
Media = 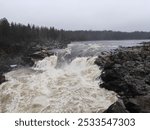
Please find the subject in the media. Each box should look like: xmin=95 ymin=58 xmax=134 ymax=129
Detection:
xmin=0 ymin=55 xmax=117 ymax=112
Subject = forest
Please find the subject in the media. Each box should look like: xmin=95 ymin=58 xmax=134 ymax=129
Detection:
xmin=1 ymin=17 xmax=150 ymax=50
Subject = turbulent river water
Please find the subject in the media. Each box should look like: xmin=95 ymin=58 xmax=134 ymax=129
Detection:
xmin=0 ymin=40 xmax=149 ymax=113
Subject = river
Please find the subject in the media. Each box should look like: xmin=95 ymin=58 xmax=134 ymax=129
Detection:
xmin=0 ymin=39 xmax=149 ymax=112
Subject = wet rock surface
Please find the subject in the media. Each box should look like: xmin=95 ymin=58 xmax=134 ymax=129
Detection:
xmin=0 ymin=75 xmax=6 ymax=84
xmin=95 ymin=42 xmax=150 ymax=112
xmin=22 ymin=46 xmax=54 ymax=66
xmin=0 ymin=41 xmax=68 ymax=86
xmin=0 ymin=41 xmax=68 ymax=78
xmin=104 ymin=99 xmax=128 ymax=113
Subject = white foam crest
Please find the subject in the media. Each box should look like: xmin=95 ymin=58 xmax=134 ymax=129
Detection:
xmin=1 ymin=55 xmax=117 ymax=113
xmin=33 ymin=56 xmax=58 ymax=71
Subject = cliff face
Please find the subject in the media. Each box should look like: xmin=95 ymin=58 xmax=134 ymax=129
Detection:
xmin=95 ymin=42 xmax=150 ymax=112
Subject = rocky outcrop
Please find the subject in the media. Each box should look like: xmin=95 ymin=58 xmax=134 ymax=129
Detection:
xmin=0 ymin=75 xmax=5 ymax=84
xmin=96 ymin=42 xmax=150 ymax=112
xmin=29 ymin=49 xmax=54 ymax=59
xmin=104 ymin=99 xmax=128 ymax=113
xmin=22 ymin=46 xmax=54 ymax=66
xmin=0 ymin=41 xmax=69 ymax=75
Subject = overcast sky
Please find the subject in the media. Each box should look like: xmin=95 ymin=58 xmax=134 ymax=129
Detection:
xmin=0 ymin=0 xmax=150 ymax=31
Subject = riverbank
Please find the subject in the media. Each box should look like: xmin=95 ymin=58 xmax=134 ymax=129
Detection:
xmin=95 ymin=42 xmax=150 ymax=112
xmin=0 ymin=40 xmax=69 ymax=85
xmin=1 ymin=40 xmax=150 ymax=112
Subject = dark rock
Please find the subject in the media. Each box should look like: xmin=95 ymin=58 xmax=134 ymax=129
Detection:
xmin=104 ymin=61 xmax=115 ymax=69
xmin=104 ymin=99 xmax=128 ymax=113
xmin=29 ymin=51 xmax=46 ymax=59
xmin=146 ymin=56 xmax=150 ymax=61
xmin=22 ymin=57 xmax=34 ymax=66
xmin=124 ymin=95 xmax=150 ymax=113
xmin=124 ymin=99 xmax=141 ymax=113
xmin=0 ymin=65 xmax=10 ymax=74
xmin=94 ymin=55 xmax=108 ymax=67
xmin=0 ymin=75 xmax=6 ymax=84
xmin=22 ymin=46 xmax=54 ymax=66
xmin=145 ymin=74 xmax=150 ymax=85
xmin=28 ymin=49 xmax=54 ymax=60
xmin=94 ymin=57 xmax=104 ymax=67
xmin=96 ymin=42 xmax=150 ymax=112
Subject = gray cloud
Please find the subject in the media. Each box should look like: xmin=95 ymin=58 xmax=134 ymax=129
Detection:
xmin=0 ymin=0 xmax=150 ymax=31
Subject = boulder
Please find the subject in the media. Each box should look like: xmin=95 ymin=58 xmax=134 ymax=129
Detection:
xmin=104 ymin=99 xmax=128 ymax=113
xmin=97 ymin=42 xmax=150 ymax=112
xmin=0 ymin=75 xmax=5 ymax=84
xmin=29 ymin=50 xmax=54 ymax=60
xmin=29 ymin=51 xmax=46 ymax=59
xmin=124 ymin=95 xmax=150 ymax=113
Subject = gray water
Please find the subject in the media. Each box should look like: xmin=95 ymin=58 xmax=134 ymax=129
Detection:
xmin=68 ymin=39 xmax=149 ymax=57
xmin=0 ymin=39 xmax=149 ymax=113
xmin=55 ymin=39 xmax=150 ymax=65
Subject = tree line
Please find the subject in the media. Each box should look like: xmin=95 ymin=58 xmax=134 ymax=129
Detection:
xmin=0 ymin=17 xmax=150 ymax=49
xmin=65 ymin=30 xmax=150 ymax=41
xmin=0 ymin=18 xmax=68 ymax=46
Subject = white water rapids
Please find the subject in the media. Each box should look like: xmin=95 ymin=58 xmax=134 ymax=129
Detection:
xmin=1 ymin=40 xmax=149 ymax=113
xmin=1 ymin=55 xmax=117 ymax=112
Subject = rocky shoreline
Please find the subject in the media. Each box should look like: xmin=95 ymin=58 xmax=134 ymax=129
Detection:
xmin=95 ymin=42 xmax=150 ymax=112
xmin=1 ymin=41 xmax=150 ymax=113
xmin=0 ymin=41 xmax=69 ymax=85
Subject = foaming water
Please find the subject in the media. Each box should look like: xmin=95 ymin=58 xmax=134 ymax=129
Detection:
xmin=1 ymin=55 xmax=117 ymax=113
xmin=1 ymin=39 xmax=150 ymax=113
xmin=68 ymin=39 xmax=150 ymax=57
